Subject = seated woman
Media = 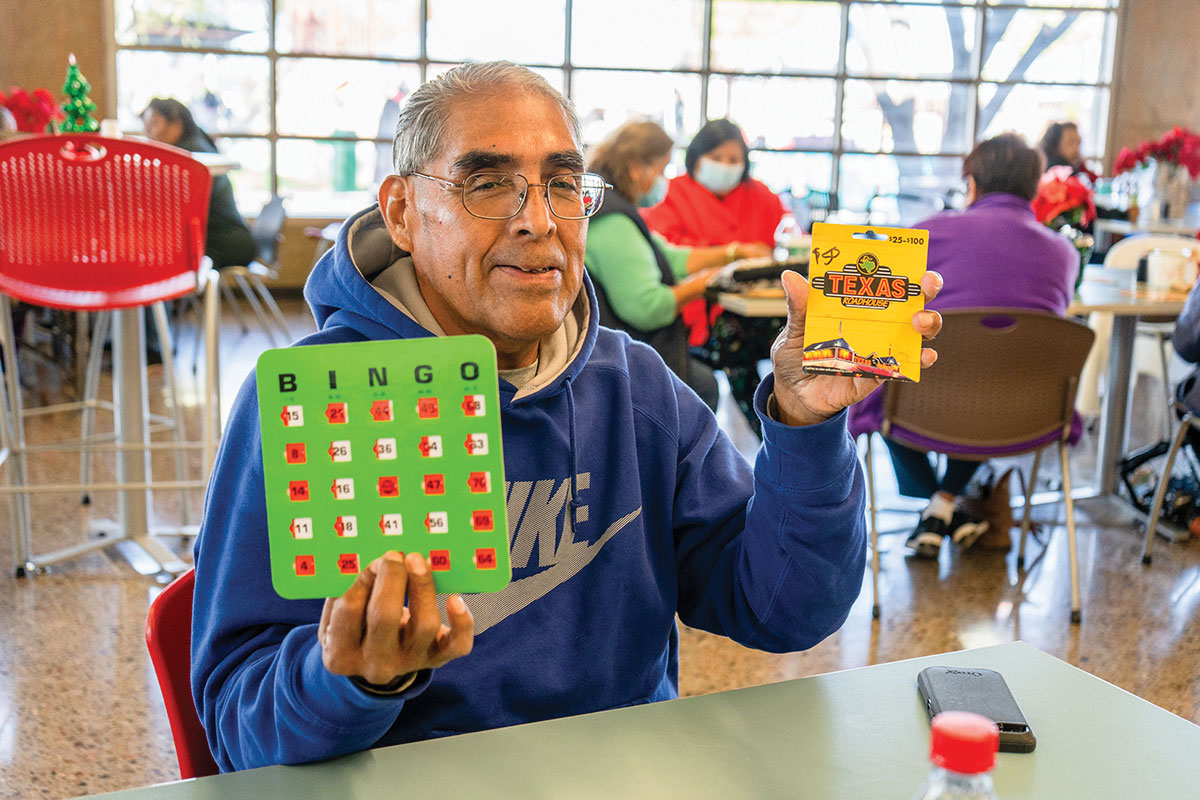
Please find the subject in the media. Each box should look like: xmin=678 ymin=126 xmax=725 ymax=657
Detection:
xmin=642 ymin=118 xmax=784 ymax=250
xmin=641 ymin=119 xmax=783 ymax=430
xmin=850 ymin=133 xmax=1079 ymax=559
xmin=1038 ymin=121 xmax=1098 ymax=183
xmin=141 ymin=98 xmax=256 ymax=269
xmin=585 ymin=121 xmax=764 ymax=411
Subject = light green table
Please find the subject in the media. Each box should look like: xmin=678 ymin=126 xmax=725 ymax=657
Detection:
xmin=90 ymin=642 xmax=1199 ymax=799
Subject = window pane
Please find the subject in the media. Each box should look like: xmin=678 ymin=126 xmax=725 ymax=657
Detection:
xmin=276 ymin=0 xmax=420 ymax=58
xmin=982 ymin=9 xmax=1112 ymax=84
xmin=572 ymin=70 xmax=702 ymax=144
xmin=276 ymin=58 xmax=419 ymax=140
xmin=218 ymin=138 xmax=272 ymax=214
xmin=711 ymin=0 xmax=841 ymax=75
xmin=277 ymin=139 xmax=380 ymax=216
xmin=847 ymin=3 xmax=977 ymax=79
xmin=426 ymin=0 xmax=565 ymax=64
xmin=708 ymin=75 xmax=837 ymax=151
xmin=572 ymin=0 xmax=704 ymax=69
xmin=979 ymin=84 xmax=1108 ymax=158
xmin=114 ymin=0 xmax=268 ymax=51
xmin=838 ymin=154 xmax=961 ymax=219
xmin=842 ymin=80 xmax=972 ymax=154
xmin=987 ymin=0 xmax=1115 ymax=7
xmin=116 ymin=51 xmax=270 ymax=135
xmin=749 ymin=151 xmax=834 ymax=199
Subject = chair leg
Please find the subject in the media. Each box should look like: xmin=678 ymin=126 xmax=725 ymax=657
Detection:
xmin=171 ymin=295 xmax=198 ymax=359
xmin=865 ymin=433 xmax=881 ymax=619
xmin=0 ymin=374 xmax=21 ymax=574
xmin=78 ymin=311 xmax=111 ymax=505
xmin=0 ymin=369 xmax=28 ymax=575
xmin=1142 ymin=414 xmax=1192 ymax=565
xmin=1060 ymin=441 xmax=1082 ymax=624
xmin=190 ymin=293 xmax=204 ymax=376
xmin=152 ymin=302 xmax=190 ymax=527
xmin=220 ymin=280 xmax=250 ymax=334
xmin=0 ymin=296 xmax=33 ymax=575
xmin=1017 ymin=448 xmax=1043 ymax=568
xmin=233 ymin=272 xmax=279 ymax=347
xmin=1159 ymin=333 xmax=1174 ymax=441
xmin=250 ymin=273 xmax=292 ymax=344
xmin=73 ymin=310 xmax=90 ymax=397
xmin=202 ymin=270 xmax=223 ymax=477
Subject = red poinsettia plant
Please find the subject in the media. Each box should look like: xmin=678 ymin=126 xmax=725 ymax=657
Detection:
xmin=1032 ymin=165 xmax=1097 ymax=230
xmin=0 ymin=87 xmax=63 ymax=133
xmin=1113 ymin=126 xmax=1200 ymax=179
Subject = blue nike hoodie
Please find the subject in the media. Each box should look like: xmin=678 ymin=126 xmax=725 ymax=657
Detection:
xmin=191 ymin=204 xmax=867 ymax=772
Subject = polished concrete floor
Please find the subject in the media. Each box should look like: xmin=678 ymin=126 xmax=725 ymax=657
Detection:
xmin=1 ymin=297 xmax=1198 ymax=799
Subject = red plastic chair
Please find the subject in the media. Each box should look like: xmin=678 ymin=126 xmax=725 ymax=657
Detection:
xmin=146 ymin=568 xmax=220 ymax=779
xmin=0 ymin=134 xmax=221 ymax=574
xmin=0 ymin=134 xmax=211 ymax=310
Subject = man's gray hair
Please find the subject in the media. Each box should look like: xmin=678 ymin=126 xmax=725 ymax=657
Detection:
xmin=392 ymin=61 xmax=581 ymax=175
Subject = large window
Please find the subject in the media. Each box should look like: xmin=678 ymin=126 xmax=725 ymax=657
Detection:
xmin=114 ymin=0 xmax=1119 ymax=220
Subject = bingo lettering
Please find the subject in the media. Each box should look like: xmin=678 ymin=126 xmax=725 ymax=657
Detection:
xmin=257 ymin=336 xmax=511 ymax=599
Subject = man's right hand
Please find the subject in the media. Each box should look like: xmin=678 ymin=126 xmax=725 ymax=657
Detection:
xmin=318 ymin=551 xmax=474 ymax=686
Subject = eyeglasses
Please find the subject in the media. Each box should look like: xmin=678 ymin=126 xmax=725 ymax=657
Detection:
xmin=409 ymin=171 xmax=611 ymax=220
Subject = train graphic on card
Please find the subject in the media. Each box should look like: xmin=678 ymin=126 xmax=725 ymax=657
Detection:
xmin=801 ymin=335 xmax=912 ymax=381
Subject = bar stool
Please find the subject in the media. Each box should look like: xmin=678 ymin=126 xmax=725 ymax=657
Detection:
xmin=0 ymin=134 xmax=221 ymax=576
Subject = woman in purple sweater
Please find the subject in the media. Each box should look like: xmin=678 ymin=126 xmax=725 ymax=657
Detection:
xmin=850 ymin=133 xmax=1079 ymax=558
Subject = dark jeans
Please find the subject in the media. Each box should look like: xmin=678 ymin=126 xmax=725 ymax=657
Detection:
xmin=885 ymin=438 xmax=981 ymax=500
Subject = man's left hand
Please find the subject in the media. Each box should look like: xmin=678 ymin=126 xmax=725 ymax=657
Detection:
xmin=769 ymin=269 xmax=943 ymax=427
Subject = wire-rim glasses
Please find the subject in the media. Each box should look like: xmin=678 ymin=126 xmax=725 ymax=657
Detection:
xmin=409 ymin=171 xmax=610 ymax=220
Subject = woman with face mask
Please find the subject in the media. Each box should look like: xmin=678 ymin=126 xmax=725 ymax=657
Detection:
xmin=640 ymin=119 xmax=786 ymax=434
xmin=642 ymin=119 xmax=785 ymax=255
xmin=586 ymin=121 xmax=761 ymax=411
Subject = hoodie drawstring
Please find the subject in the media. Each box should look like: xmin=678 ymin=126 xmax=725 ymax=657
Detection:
xmin=564 ymin=375 xmax=582 ymax=533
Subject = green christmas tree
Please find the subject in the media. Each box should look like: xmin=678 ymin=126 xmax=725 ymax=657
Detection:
xmin=60 ymin=54 xmax=99 ymax=133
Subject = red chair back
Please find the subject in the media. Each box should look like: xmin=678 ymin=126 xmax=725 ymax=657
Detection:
xmin=145 ymin=568 xmax=220 ymax=779
xmin=0 ymin=134 xmax=211 ymax=310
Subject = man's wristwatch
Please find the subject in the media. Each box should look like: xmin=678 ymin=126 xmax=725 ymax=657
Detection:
xmin=725 ymin=242 xmax=738 ymax=263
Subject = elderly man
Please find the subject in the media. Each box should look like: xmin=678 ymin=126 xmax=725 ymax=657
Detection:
xmin=192 ymin=61 xmax=942 ymax=771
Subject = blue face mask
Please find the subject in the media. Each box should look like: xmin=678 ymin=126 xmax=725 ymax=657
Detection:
xmin=694 ymin=157 xmax=744 ymax=197
xmin=638 ymin=175 xmax=668 ymax=208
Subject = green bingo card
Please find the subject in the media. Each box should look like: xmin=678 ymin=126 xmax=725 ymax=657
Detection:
xmin=256 ymin=335 xmax=511 ymax=600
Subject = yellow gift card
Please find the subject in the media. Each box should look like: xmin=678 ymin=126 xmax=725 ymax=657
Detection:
xmin=803 ymin=222 xmax=928 ymax=382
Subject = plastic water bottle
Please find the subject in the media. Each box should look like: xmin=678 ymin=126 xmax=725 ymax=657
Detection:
xmin=773 ymin=213 xmax=806 ymax=263
xmin=910 ymin=711 xmax=1000 ymax=800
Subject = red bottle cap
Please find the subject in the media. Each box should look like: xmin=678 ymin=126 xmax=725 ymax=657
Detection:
xmin=929 ymin=711 xmax=999 ymax=774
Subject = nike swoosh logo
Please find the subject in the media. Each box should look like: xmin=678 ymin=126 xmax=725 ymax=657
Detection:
xmin=458 ymin=507 xmax=642 ymax=635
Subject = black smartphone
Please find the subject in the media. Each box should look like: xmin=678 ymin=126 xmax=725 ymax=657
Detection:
xmin=916 ymin=666 xmax=1036 ymax=753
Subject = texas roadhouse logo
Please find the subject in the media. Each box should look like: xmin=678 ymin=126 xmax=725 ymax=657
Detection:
xmin=810 ymin=252 xmax=921 ymax=309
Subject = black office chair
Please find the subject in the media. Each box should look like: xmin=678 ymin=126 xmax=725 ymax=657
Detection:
xmin=219 ymin=195 xmax=291 ymax=347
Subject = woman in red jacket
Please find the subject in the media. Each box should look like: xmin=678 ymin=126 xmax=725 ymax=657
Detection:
xmin=643 ymin=119 xmax=783 ymax=434
xmin=648 ymin=118 xmax=787 ymax=248
xmin=643 ymin=118 xmax=785 ymax=250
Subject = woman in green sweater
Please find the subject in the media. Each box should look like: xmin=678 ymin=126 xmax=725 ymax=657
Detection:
xmin=585 ymin=121 xmax=767 ymax=411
